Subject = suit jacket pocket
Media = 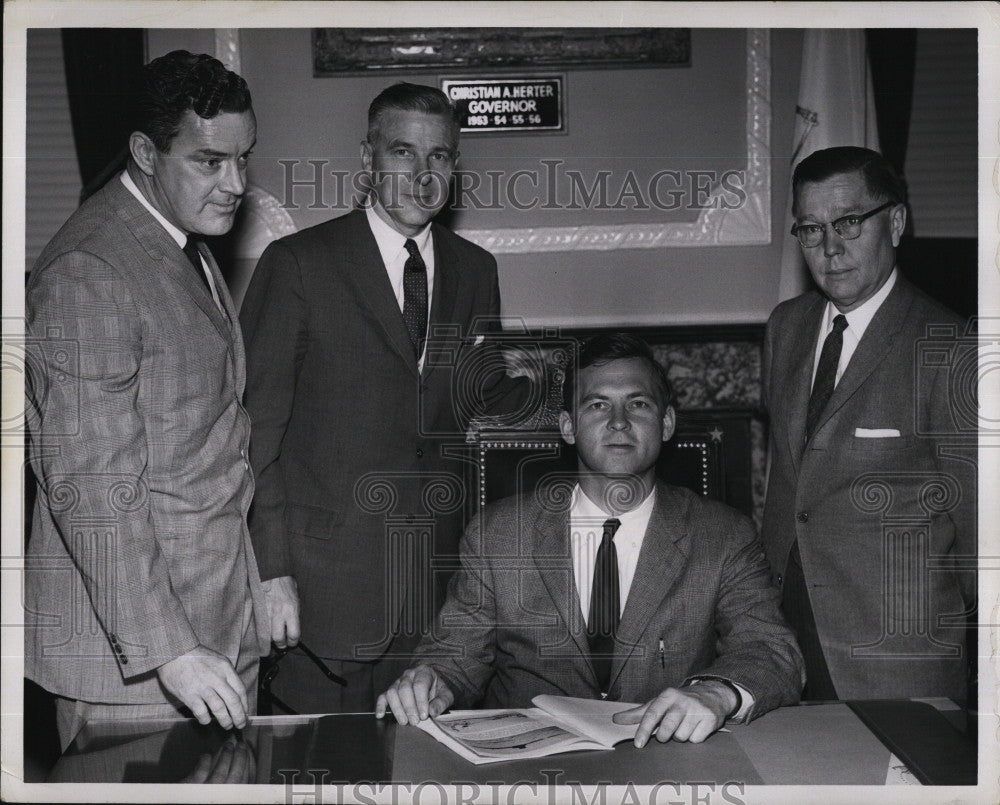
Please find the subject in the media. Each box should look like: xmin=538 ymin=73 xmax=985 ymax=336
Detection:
xmin=286 ymin=501 xmax=343 ymax=540
xmin=848 ymin=434 xmax=917 ymax=452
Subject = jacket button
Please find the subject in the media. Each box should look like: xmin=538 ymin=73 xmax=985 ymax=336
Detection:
xmin=416 ymin=448 xmax=424 ymax=458
xmin=796 ymin=512 xmax=809 ymax=523
xmin=776 ymin=573 xmax=783 ymax=586
xmin=120 ymin=657 xmax=128 ymax=665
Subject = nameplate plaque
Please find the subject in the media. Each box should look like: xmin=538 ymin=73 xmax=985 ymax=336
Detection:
xmin=442 ymin=76 xmax=564 ymax=134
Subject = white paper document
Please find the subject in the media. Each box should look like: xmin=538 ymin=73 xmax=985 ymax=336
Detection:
xmin=415 ymin=695 xmax=640 ymax=764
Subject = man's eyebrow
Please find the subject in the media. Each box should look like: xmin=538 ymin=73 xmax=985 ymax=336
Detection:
xmin=191 ymin=148 xmax=230 ymax=158
xmin=387 ymin=138 xmax=454 ymax=153
xmin=796 ymin=204 xmax=866 ymax=222
xmin=191 ymin=143 xmax=256 ymax=158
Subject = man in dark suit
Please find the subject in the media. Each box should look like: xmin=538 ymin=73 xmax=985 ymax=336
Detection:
xmin=377 ymin=334 xmax=803 ymax=746
xmin=241 ymin=83 xmax=530 ymax=713
xmin=762 ymin=146 xmax=976 ymax=701
xmin=25 ymin=51 xmax=269 ymax=749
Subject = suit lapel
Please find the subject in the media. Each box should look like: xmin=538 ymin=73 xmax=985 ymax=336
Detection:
xmin=105 ymin=177 xmax=235 ymax=345
xmin=611 ymin=485 xmax=689 ymax=684
xmin=201 ymin=245 xmax=247 ymax=388
xmin=337 ymin=210 xmax=420 ymax=378
xmin=785 ymin=294 xmax=825 ymax=466
xmin=529 ymin=500 xmax=594 ymax=667
xmin=202 ymin=245 xmax=234 ymax=328
xmin=189 ymin=241 xmax=238 ymax=342
xmin=422 ymin=225 xmax=460 ymax=383
xmin=810 ymin=278 xmax=913 ymax=436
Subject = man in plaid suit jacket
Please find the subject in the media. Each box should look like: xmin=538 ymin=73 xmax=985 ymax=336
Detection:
xmin=25 ymin=51 xmax=269 ymax=749
xmin=378 ymin=334 xmax=803 ymax=747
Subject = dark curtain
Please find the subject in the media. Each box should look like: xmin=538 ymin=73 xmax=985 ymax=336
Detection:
xmin=866 ymin=29 xmax=917 ymax=178
xmin=867 ymin=29 xmax=976 ymax=318
xmin=62 ymin=29 xmax=144 ymax=202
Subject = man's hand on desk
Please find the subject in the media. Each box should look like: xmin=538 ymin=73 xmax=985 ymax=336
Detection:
xmin=613 ymin=681 xmax=737 ymax=747
xmin=156 ymin=645 xmax=249 ymax=730
xmin=375 ymin=664 xmax=455 ymax=725
xmin=262 ymin=575 xmax=300 ymax=649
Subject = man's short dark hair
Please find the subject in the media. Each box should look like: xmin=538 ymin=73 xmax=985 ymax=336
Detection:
xmin=562 ymin=332 xmax=675 ymax=413
xmin=136 ymin=50 xmax=252 ymax=152
xmin=792 ymin=146 xmax=908 ymax=209
xmin=367 ymin=82 xmax=460 ymax=147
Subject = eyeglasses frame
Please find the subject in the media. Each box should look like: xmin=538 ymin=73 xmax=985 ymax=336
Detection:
xmin=790 ymin=201 xmax=896 ymax=248
xmin=259 ymin=640 xmax=348 ymax=716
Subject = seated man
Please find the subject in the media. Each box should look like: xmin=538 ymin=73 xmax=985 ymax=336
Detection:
xmin=377 ymin=333 xmax=804 ymax=746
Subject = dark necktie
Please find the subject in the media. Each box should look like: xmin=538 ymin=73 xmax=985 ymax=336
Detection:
xmin=587 ymin=518 xmax=621 ymax=695
xmin=183 ymin=236 xmax=211 ymax=293
xmin=402 ymin=238 xmax=428 ymax=358
xmin=805 ymin=313 xmax=848 ymax=441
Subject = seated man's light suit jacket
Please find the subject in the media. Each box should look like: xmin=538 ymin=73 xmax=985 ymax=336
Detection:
xmin=416 ymin=481 xmax=805 ymax=719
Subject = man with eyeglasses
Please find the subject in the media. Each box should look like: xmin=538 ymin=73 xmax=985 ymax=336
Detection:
xmin=761 ymin=146 xmax=976 ymax=702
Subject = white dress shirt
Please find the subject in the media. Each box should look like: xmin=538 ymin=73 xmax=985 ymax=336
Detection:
xmin=569 ymin=482 xmax=754 ymax=718
xmin=120 ymin=171 xmax=223 ymax=311
xmin=365 ymin=202 xmax=435 ymax=369
xmin=570 ymin=484 xmax=654 ymax=622
xmin=811 ymin=268 xmax=897 ymax=389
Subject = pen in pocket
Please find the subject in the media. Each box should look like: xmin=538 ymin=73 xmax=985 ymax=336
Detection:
xmin=658 ymin=638 xmax=665 ymax=668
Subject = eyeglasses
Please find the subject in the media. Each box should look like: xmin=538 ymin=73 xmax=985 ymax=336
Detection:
xmin=790 ymin=201 xmax=895 ymax=248
xmin=259 ymin=640 xmax=347 ymax=716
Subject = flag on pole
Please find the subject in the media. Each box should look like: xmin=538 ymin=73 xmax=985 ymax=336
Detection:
xmin=778 ymin=30 xmax=881 ymax=301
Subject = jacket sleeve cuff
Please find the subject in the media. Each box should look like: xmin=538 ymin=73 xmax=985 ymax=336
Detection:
xmin=683 ymin=676 xmax=756 ymax=723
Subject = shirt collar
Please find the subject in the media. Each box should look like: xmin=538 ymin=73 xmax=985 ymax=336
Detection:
xmin=571 ymin=483 xmax=656 ymax=529
xmin=120 ymin=170 xmax=188 ymax=249
xmin=365 ymin=201 xmax=432 ymax=268
xmin=823 ymin=267 xmax=898 ymax=339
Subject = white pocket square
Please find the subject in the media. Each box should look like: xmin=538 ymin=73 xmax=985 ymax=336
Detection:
xmin=472 ymin=334 xmax=485 ymax=346
xmin=855 ymin=428 xmax=901 ymax=438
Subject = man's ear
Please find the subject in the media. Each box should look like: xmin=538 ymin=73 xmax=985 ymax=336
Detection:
xmin=360 ymin=139 xmax=373 ymax=173
xmin=558 ymin=410 xmax=576 ymax=445
xmin=661 ymin=406 xmax=676 ymax=442
xmin=890 ymin=203 xmax=907 ymax=246
xmin=129 ymin=131 xmax=158 ymax=177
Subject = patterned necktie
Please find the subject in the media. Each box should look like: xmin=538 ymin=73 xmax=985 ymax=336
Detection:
xmin=805 ymin=313 xmax=848 ymax=441
xmin=588 ymin=518 xmax=621 ymax=695
xmin=183 ymin=236 xmax=211 ymax=292
xmin=402 ymin=238 xmax=428 ymax=358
